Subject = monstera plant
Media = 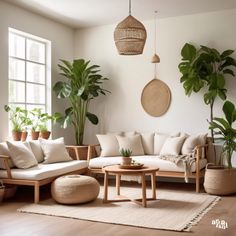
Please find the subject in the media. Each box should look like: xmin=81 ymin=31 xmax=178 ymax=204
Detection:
xmin=179 ymin=43 xmax=236 ymax=138
xmin=53 ymin=59 xmax=110 ymax=145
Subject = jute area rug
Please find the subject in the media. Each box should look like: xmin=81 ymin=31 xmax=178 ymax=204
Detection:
xmin=18 ymin=186 xmax=220 ymax=232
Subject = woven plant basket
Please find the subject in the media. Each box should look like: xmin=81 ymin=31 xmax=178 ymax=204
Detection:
xmin=114 ymin=15 xmax=147 ymax=55
xmin=204 ymin=165 xmax=236 ymax=195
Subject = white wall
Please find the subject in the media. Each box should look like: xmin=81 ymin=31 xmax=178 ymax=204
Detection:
xmin=0 ymin=1 xmax=75 ymax=144
xmin=74 ymin=9 xmax=236 ymax=165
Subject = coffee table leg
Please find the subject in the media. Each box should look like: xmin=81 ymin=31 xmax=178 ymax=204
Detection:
xmin=151 ymin=171 xmax=156 ymax=199
xmin=116 ymin=174 xmax=121 ymax=195
xmin=141 ymin=174 xmax=147 ymax=207
xmin=103 ymin=171 xmax=108 ymax=202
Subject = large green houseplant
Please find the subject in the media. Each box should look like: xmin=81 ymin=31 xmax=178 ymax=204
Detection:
xmin=53 ymin=59 xmax=110 ymax=145
xmin=204 ymin=100 xmax=236 ymax=195
xmin=179 ymin=43 xmax=236 ymax=138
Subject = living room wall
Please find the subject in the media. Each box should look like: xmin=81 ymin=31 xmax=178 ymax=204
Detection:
xmin=74 ymin=9 xmax=236 ymax=165
xmin=0 ymin=1 xmax=75 ymax=143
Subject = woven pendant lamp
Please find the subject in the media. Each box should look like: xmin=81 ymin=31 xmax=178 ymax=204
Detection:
xmin=114 ymin=0 xmax=147 ymax=55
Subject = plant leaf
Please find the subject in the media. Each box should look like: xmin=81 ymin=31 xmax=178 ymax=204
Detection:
xmin=86 ymin=112 xmax=98 ymax=125
xmin=181 ymin=43 xmax=196 ymax=62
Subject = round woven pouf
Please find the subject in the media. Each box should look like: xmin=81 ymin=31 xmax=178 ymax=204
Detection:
xmin=51 ymin=175 xmax=100 ymax=204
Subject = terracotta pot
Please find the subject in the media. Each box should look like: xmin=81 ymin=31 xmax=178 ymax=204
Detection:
xmin=40 ymin=131 xmax=51 ymax=139
xmin=21 ymin=131 xmax=28 ymax=141
xmin=31 ymin=131 xmax=40 ymax=140
xmin=122 ymin=156 xmax=132 ymax=165
xmin=12 ymin=131 xmax=22 ymax=141
xmin=204 ymin=164 xmax=236 ymax=195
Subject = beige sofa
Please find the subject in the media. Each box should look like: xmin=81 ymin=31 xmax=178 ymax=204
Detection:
xmin=88 ymin=132 xmax=212 ymax=192
xmin=0 ymin=141 xmax=88 ymax=203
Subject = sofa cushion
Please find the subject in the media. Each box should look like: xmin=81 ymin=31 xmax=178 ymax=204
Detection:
xmin=116 ymin=134 xmax=144 ymax=156
xmin=154 ymin=132 xmax=180 ymax=155
xmin=89 ymin=156 xmax=207 ymax=172
xmin=6 ymin=141 xmax=38 ymax=169
xmin=29 ymin=140 xmax=44 ymax=163
xmin=140 ymin=132 xmax=154 ymax=155
xmin=0 ymin=142 xmax=15 ymax=169
xmin=0 ymin=160 xmax=88 ymax=180
xmin=40 ymin=137 xmax=72 ymax=164
xmin=97 ymin=134 xmax=120 ymax=157
xmin=181 ymin=133 xmax=208 ymax=155
xmin=160 ymin=136 xmax=186 ymax=155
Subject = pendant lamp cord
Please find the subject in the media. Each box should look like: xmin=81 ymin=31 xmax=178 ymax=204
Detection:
xmin=154 ymin=10 xmax=157 ymax=78
xmin=154 ymin=10 xmax=157 ymax=53
xmin=129 ymin=0 xmax=131 ymax=15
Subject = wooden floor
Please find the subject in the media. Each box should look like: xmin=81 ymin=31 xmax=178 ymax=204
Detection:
xmin=0 ymin=181 xmax=235 ymax=236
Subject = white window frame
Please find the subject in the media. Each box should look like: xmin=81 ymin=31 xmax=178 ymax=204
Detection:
xmin=8 ymin=27 xmax=51 ymax=123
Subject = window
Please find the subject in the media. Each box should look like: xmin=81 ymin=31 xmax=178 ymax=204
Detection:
xmin=8 ymin=28 xmax=51 ymax=119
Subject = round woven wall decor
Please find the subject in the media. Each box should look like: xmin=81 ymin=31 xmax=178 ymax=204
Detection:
xmin=141 ymin=79 xmax=171 ymax=117
xmin=114 ymin=15 xmax=147 ymax=55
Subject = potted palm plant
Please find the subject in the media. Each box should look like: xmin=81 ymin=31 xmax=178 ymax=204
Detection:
xmin=204 ymin=100 xmax=236 ymax=195
xmin=53 ymin=59 xmax=110 ymax=145
xmin=4 ymin=105 xmax=28 ymax=141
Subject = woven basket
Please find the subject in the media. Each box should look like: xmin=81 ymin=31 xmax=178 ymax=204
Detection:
xmin=114 ymin=15 xmax=147 ymax=55
xmin=204 ymin=165 xmax=236 ymax=195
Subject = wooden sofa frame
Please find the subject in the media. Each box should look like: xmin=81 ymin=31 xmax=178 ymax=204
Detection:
xmin=87 ymin=138 xmax=212 ymax=193
xmin=0 ymin=146 xmax=89 ymax=203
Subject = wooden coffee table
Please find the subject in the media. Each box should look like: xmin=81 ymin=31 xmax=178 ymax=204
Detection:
xmin=102 ymin=165 xmax=159 ymax=207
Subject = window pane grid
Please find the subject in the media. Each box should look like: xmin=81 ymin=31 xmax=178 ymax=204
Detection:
xmin=8 ymin=29 xmax=48 ymax=116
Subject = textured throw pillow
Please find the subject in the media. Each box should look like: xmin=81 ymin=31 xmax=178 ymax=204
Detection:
xmin=154 ymin=132 xmax=180 ymax=155
xmin=160 ymin=136 xmax=186 ymax=156
xmin=140 ymin=132 xmax=154 ymax=155
xmin=116 ymin=134 xmax=144 ymax=156
xmin=181 ymin=133 xmax=208 ymax=154
xmin=29 ymin=140 xmax=44 ymax=163
xmin=6 ymin=141 xmax=38 ymax=169
xmin=96 ymin=134 xmax=120 ymax=157
xmin=0 ymin=142 xmax=15 ymax=169
xmin=39 ymin=137 xmax=72 ymax=164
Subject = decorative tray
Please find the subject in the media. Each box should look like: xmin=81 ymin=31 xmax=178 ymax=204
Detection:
xmin=119 ymin=163 xmax=144 ymax=169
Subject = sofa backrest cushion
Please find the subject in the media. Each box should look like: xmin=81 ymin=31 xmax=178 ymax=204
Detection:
xmin=29 ymin=140 xmax=44 ymax=163
xmin=181 ymin=133 xmax=208 ymax=155
xmin=96 ymin=134 xmax=120 ymax=157
xmin=160 ymin=136 xmax=186 ymax=155
xmin=116 ymin=134 xmax=144 ymax=156
xmin=139 ymin=132 xmax=154 ymax=155
xmin=39 ymin=137 xmax=72 ymax=164
xmin=0 ymin=142 xmax=15 ymax=169
xmin=6 ymin=141 xmax=38 ymax=169
xmin=154 ymin=132 xmax=180 ymax=155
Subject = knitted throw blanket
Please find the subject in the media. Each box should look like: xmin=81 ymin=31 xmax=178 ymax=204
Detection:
xmin=159 ymin=154 xmax=196 ymax=182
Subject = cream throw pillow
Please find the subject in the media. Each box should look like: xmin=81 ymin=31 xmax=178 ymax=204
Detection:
xmin=0 ymin=142 xmax=15 ymax=169
xmin=181 ymin=133 xmax=208 ymax=154
xmin=160 ymin=136 xmax=186 ymax=156
xmin=140 ymin=132 xmax=154 ymax=155
xmin=6 ymin=141 xmax=38 ymax=169
xmin=96 ymin=134 xmax=120 ymax=157
xmin=116 ymin=135 xmax=144 ymax=156
xmin=154 ymin=132 xmax=180 ymax=155
xmin=39 ymin=138 xmax=72 ymax=164
xmin=29 ymin=140 xmax=44 ymax=163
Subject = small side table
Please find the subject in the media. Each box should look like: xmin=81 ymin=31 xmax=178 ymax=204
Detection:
xmin=102 ymin=165 xmax=159 ymax=207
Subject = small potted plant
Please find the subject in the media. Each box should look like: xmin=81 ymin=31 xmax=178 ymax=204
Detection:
xmin=204 ymin=100 xmax=236 ymax=195
xmin=39 ymin=113 xmax=57 ymax=139
xmin=120 ymin=148 xmax=132 ymax=165
xmin=4 ymin=105 xmax=28 ymax=141
xmin=29 ymin=108 xmax=42 ymax=140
